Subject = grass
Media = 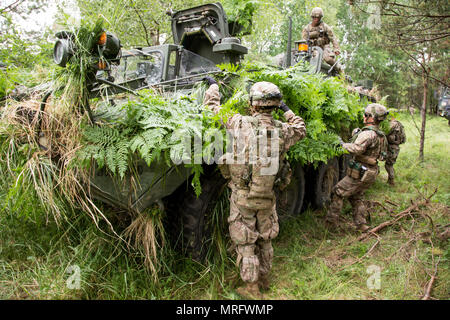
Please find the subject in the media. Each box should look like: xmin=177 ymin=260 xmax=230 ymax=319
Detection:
xmin=0 ymin=112 xmax=448 ymax=300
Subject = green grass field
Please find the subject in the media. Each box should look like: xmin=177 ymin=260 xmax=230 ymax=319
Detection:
xmin=0 ymin=112 xmax=448 ymax=300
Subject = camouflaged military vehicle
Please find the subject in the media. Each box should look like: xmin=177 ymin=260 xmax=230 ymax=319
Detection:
xmin=42 ymin=3 xmax=366 ymax=260
xmin=46 ymin=3 xmax=254 ymax=260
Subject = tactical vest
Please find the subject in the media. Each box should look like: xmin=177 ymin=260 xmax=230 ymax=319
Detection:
xmin=387 ymin=120 xmax=406 ymax=146
xmin=222 ymin=114 xmax=287 ymax=210
xmin=306 ymin=22 xmax=330 ymax=48
xmin=350 ymin=125 xmax=388 ymax=164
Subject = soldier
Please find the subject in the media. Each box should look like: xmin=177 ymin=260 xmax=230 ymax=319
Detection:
xmin=385 ymin=117 xmax=406 ymax=185
xmin=326 ymin=103 xmax=389 ymax=232
xmin=302 ymin=7 xmax=342 ymax=72
xmin=202 ymin=77 xmax=306 ymax=298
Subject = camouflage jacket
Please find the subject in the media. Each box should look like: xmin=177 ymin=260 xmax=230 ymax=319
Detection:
xmin=302 ymin=21 xmax=340 ymax=51
xmin=343 ymin=125 xmax=387 ymax=167
xmin=203 ymin=84 xmax=306 ymax=208
xmin=386 ymin=119 xmax=406 ymax=149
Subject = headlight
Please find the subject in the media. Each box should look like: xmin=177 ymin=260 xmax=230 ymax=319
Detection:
xmin=298 ymin=43 xmax=308 ymax=52
xmin=102 ymin=32 xmax=121 ymax=59
xmin=295 ymin=40 xmax=309 ymax=53
xmin=53 ymin=38 xmax=74 ymax=67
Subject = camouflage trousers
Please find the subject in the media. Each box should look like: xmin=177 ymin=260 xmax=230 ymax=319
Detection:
xmin=323 ymin=45 xmax=342 ymax=72
xmin=228 ymin=190 xmax=279 ymax=284
xmin=385 ymin=146 xmax=400 ymax=181
xmin=326 ymin=166 xmax=379 ymax=227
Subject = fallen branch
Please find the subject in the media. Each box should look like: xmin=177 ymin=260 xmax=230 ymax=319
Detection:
xmin=358 ymin=188 xmax=437 ymax=242
xmin=422 ymin=256 xmax=440 ymax=300
xmin=367 ymin=200 xmax=394 ymax=214
xmin=422 ymin=274 xmax=437 ymax=300
xmin=385 ymin=199 xmax=400 ymax=207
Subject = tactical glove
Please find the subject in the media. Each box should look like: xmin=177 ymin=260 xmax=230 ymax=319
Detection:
xmin=279 ymin=101 xmax=290 ymax=112
xmin=352 ymin=128 xmax=361 ymax=136
xmin=203 ymin=76 xmax=217 ymax=86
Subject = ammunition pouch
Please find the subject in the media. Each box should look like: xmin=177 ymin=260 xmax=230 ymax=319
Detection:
xmin=361 ymin=167 xmax=378 ymax=183
xmin=346 ymin=159 xmax=365 ymax=180
xmin=346 ymin=159 xmax=362 ymax=179
xmin=354 ymin=155 xmax=377 ymax=166
xmin=346 ymin=167 xmax=361 ymax=180
xmin=247 ymin=174 xmax=276 ymax=210
xmin=346 ymin=159 xmax=377 ymax=182
xmin=319 ymin=28 xmax=325 ymax=38
xmin=309 ymin=31 xmax=320 ymax=39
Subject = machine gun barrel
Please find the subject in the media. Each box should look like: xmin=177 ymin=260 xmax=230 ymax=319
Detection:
xmin=142 ymin=70 xmax=222 ymax=89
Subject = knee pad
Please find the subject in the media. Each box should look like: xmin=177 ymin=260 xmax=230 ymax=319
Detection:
xmin=229 ymin=220 xmax=258 ymax=245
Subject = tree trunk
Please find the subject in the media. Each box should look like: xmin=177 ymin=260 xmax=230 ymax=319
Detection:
xmin=419 ymin=72 xmax=428 ymax=162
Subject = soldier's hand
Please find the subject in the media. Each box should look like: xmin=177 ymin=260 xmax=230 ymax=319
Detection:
xmin=279 ymin=101 xmax=290 ymax=113
xmin=203 ymin=76 xmax=217 ymax=86
xmin=337 ymin=136 xmax=344 ymax=146
xmin=334 ymin=49 xmax=340 ymax=56
xmin=352 ymin=128 xmax=361 ymax=136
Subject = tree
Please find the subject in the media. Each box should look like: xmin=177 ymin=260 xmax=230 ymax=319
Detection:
xmin=0 ymin=0 xmax=52 ymax=67
xmin=350 ymin=0 xmax=450 ymax=161
xmin=337 ymin=1 xmax=411 ymax=108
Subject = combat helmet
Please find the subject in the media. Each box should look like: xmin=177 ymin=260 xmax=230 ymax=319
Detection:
xmin=249 ymin=81 xmax=282 ymax=108
xmin=311 ymin=7 xmax=324 ymax=19
xmin=364 ymin=103 xmax=389 ymax=122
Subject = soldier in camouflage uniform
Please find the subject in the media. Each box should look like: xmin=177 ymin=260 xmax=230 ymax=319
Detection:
xmin=202 ymin=77 xmax=306 ymax=298
xmin=385 ymin=118 xmax=406 ymax=185
xmin=302 ymin=7 xmax=342 ymax=72
xmin=326 ymin=103 xmax=389 ymax=232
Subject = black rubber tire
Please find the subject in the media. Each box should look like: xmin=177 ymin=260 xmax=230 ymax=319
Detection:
xmin=311 ymin=157 xmax=339 ymax=209
xmin=164 ymin=165 xmax=227 ymax=261
xmin=339 ymin=154 xmax=351 ymax=180
xmin=276 ymin=163 xmax=306 ymax=220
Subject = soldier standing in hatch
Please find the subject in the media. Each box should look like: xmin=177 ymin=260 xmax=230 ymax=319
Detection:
xmin=302 ymin=7 xmax=342 ymax=73
xmin=385 ymin=117 xmax=406 ymax=186
xmin=202 ymin=77 xmax=306 ymax=298
xmin=326 ymin=104 xmax=389 ymax=232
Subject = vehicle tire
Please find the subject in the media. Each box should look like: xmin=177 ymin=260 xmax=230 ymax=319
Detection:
xmin=311 ymin=157 xmax=339 ymax=209
xmin=164 ymin=165 xmax=228 ymax=261
xmin=276 ymin=163 xmax=306 ymax=220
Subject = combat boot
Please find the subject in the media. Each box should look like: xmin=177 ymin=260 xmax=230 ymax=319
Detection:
xmin=355 ymin=223 xmax=370 ymax=232
xmin=324 ymin=214 xmax=340 ymax=229
xmin=387 ymin=178 xmax=395 ymax=186
xmin=258 ymin=273 xmax=270 ymax=291
xmin=236 ymin=282 xmax=262 ymax=299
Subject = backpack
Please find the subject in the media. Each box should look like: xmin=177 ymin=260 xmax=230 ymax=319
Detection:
xmin=388 ymin=120 xmax=406 ymax=144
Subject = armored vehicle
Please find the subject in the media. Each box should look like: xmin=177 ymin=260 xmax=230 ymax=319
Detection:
xmin=41 ymin=3 xmax=365 ymax=260
xmin=44 ymin=3 xmax=251 ymax=260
